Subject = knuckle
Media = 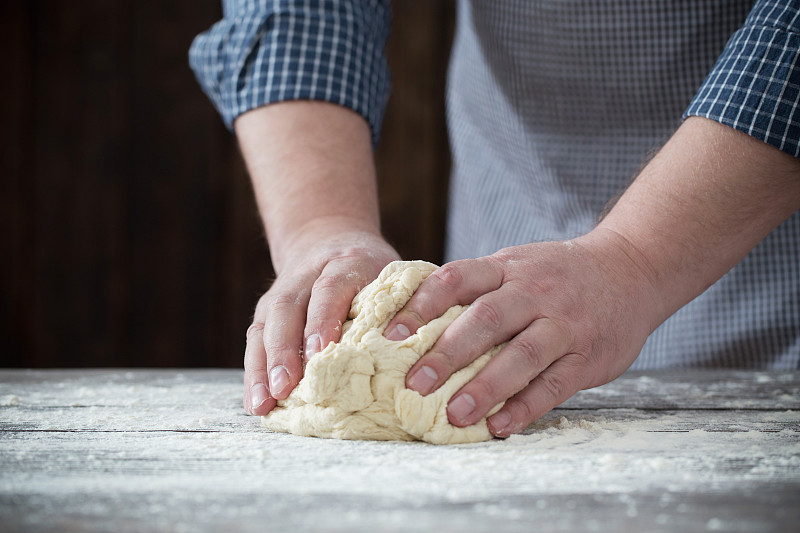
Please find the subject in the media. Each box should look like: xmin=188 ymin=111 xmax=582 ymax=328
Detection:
xmin=312 ymin=274 xmax=344 ymax=293
xmin=537 ymin=371 xmax=570 ymax=402
xmin=305 ymin=317 xmax=344 ymax=343
xmin=431 ymin=263 xmax=464 ymax=292
xmin=262 ymin=340 xmax=299 ymax=362
xmin=243 ymin=346 xmax=268 ymax=373
xmin=509 ymin=396 xmax=537 ymax=426
xmin=402 ymin=296 xmax=436 ymax=328
xmin=246 ymin=322 xmax=265 ymax=341
xmin=244 ymin=362 xmax=264 ymax=379
xmin=560 ymin=353 xmax=593 ymax=387
xmin=550 ymin=318 xmax=575 ymax=348
xmin=433 ymin=346 xmax=462 ymax=374
xmin=253 ymin=292 xmax=271 ymax=318
xmin=332 ymin=245 xmax=370 ymax=261
xmin=467 ymin=377 xmax=497 ymax=403
xmin=402 ymin=309 xmax=427 ymax=331
xmin=526 ymin=275 xmax=557 ymax=298
xmin=491 ymin=247 xmax=517 ymax=264
xmin=469 ymin=299 xmax=504 ymax=331
xmin=269 ymin=289 xmax=305 ymax=308
xmin=513 ymin=337 xmax=546 ymax=371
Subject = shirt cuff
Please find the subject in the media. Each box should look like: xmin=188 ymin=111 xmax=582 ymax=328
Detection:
xmin=188 ymin=0 xmax=391 ymax=147
xmin=684 ymin=3 xmax=800 ymax=158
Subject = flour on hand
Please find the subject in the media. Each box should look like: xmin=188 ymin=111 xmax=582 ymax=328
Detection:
xmin=262 ymin=261 xmax=504 ymax=444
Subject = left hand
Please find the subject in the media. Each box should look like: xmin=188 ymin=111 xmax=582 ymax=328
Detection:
xmin=383 ymin=229 xmax=663 ymax=437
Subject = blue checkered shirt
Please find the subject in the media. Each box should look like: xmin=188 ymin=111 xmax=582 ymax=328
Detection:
xmin=190 ymin=0 xmax=800 ymax=369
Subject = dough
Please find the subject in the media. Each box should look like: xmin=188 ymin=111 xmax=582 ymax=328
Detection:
xmin=262 ymin=261 xmax=504 ymax=444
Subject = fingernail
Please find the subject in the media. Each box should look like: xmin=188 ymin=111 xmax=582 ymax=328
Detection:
xmin=448 ymin=393 xmax=476 ymax=422
xmin=386 ymin=323 xmax=411 ymax=341
xmin=250 ymin=383 xmax=269 ymax=413
xmin=305 ymin=334 xmax=321 ymax=360
xmin=407 ymin=365 xmax=438 ymax=395
xmin=489 ymin=410 xmax=512 ymax=434
xmin=269 ymin=366 xmax=290 ymax=396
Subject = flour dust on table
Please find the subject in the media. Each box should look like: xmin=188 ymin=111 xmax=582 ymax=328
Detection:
xmin=262 ymin=261 xmax=505 ymax=444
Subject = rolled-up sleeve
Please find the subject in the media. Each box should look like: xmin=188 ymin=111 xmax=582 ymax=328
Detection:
xmin=684 ymin=0 xmax=800 ymax=158
xmin=189 ymin=0 xmax=392 ymax=146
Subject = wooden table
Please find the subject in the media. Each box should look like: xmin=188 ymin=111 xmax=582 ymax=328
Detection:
xmin=1 ymin=369 xmax=798 ymax=533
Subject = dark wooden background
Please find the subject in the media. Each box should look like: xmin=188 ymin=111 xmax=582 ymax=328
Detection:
xmin=2 ymin=1 xmax=454 ymax=368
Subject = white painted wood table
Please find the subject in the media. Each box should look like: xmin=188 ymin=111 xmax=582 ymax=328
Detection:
xmin=1 ymin=369 xmax=798 ymax=533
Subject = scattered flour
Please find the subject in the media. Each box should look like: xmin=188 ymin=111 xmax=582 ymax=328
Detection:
xmin=0 ymin=395 xmax=20 ymax=407
xmin=1 ymin=369 xmax=798 ymax=533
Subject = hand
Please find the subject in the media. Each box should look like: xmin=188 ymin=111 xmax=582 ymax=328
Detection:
xmin=383 ymin=229 xmax=662 ymax=437
xmin=244 ymin=222 xmax=399 ymax=415
xmin=232 ymin=100 xmax=392 ymax=417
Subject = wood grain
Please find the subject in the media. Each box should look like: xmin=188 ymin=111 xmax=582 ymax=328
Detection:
xmin=3 ymin=1 xmax=455 ymax=369
xmin=376 ymin=1 xmax=455 ymax=263
xmin=1 ymin=370 xmax=798 ymax=533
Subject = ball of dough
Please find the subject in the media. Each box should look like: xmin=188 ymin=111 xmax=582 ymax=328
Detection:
xmin=262 ymin=261 xmax=503 ymax=444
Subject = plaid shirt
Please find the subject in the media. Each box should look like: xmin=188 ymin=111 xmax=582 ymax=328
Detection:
xmin=685 ymin=0 xmax=800 ymax=155
xmin=190 ymin=0 xmax=799 ymax=157
xmin=189 ymin=0 xmax=391 ymax=146
xmin=190 ymin=0 xmax=800 ymax=369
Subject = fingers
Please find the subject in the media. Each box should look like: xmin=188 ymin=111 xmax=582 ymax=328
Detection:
xmin=243 ymin=320 xmax=277 ymax=415
xmin=443 ymin=318 xmax=573 ymax=427
xmin=304 ymin=260 xmax=376 ymax=361
xmin=389 ymin=253 xmax=591 ymax=439
xmin=405 ymin=283 xmax=536 ymax=395
xmin=244 ymin=255 xmax=389 ymax=413
xmin=486 ymin=353 xmax=589 ymax=438
xmin=243 ymin=280 xmax=310 ymax=413
xmin=384 ymin=258 xmax=504 ymax=341
xmin=261 ymin=278 xmax=312 ymax=402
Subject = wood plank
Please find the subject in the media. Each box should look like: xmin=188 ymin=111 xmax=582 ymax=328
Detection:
xmin=2 ymin=409 xmax=798 ymax=441
xmin=0 ymin=1 xmax=36 ymax=365
xmin=565 ymin=370 xmax=800 ymax=410
xmin=2 ymin=427 xmax=798 ymax=532
xmin=376 ymin=0 xmax=455 ymax=264
xmin=4 ymin=1 xmax=456 ymax=370
xmin=2 ymin=369 xmax=798 ymax=410
xmin=1 ymin=370 xmax=798 ymax=532
xmin=2 ymin=1 xmax=267 ymax=369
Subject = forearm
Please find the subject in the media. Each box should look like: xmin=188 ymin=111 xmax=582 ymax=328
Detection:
xmin=236 ymin=101 xmax=397 ymax=411
xmin=381 ymin=116 xmax=798 ymax=436
xmin=594 ymin=117 xmax=800 ymax=328
xmin=234 ymin=101 xmax=382 ymax=274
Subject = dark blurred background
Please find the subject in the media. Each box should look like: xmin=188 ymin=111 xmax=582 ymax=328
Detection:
xmin=2 ymin=1 xmax=455 ymax=368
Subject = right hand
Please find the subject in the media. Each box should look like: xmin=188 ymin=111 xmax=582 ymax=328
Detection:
xmin=244 ymin=221 xmax=400 ymax=415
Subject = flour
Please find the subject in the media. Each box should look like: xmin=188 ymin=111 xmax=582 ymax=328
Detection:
xmin=2 ymin=370 xmax=799 ymax=533
xmin=0 ymin=395 xmax=20 ymax=407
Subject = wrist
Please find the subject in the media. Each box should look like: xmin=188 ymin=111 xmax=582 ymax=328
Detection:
xmin=270 ymin=216 xmax=390 ymax=275
xmin=575 ymin=228 xmax=668 ymax=333
xmin=234 ymin=102 xmax=384 ymax=275
xmin=592 ymin=118 xmax=800 ymax=328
